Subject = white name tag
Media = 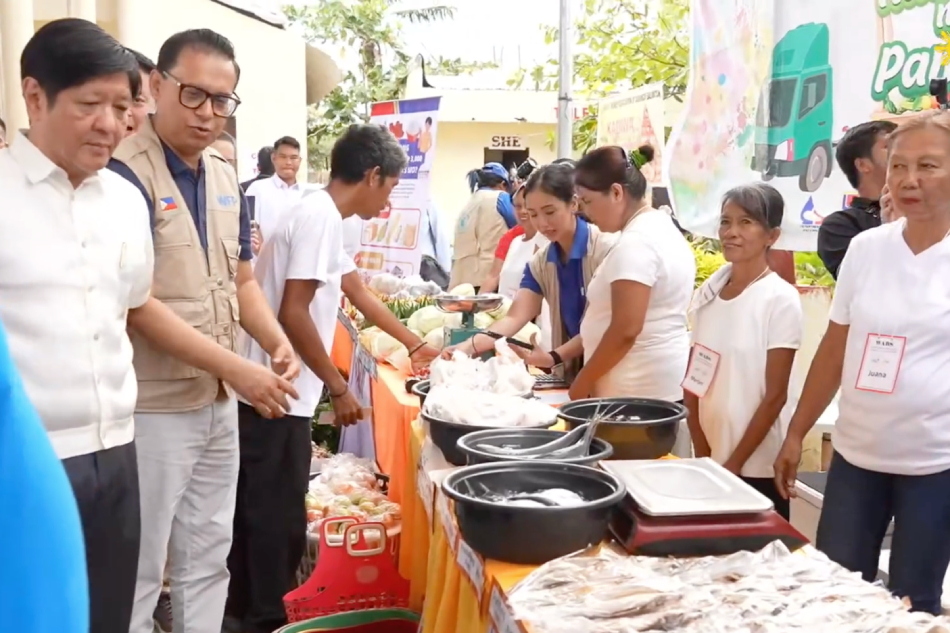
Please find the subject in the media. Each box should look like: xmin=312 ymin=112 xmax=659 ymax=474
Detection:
xmin=681 ymin=344 xmax=721 ymax=398
xmin=855 ymin=334 xmax=906 ymax=394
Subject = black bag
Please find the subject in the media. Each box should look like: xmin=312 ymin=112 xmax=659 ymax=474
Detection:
xmin=420 ymin=255 xmax=449 ymax=289
xmin=419 ymin=208 xmax=450 ymax=289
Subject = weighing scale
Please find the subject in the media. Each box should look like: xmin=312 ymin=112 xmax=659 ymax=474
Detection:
xmin=603 ymin=459 xmax=809 ymax=558
xmin=435 ymin=293 xmax=506 ymax=347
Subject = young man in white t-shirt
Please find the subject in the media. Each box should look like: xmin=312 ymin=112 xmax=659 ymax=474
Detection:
xmin=227 ymin=124 xmax=440 ymax=633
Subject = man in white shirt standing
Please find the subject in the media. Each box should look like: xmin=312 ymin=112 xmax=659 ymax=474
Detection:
xmin=245 ymin=135 xmax=304 ymax=255
xmin=227 ymin=124 xmax=439 ymax=633
xmin=0 ymin=19 xmax=295 ymax=633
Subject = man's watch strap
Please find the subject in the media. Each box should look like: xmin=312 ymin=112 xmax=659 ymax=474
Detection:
xmin=549 ymin=350 xmax=564 ymax=368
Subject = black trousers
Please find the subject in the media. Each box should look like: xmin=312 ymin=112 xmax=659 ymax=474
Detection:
xmin=741 ymin=476 xmax=790 ymax=521
xmin=227 ymin=403 xmax=313 ymax=633
xmin=62 ymin=442 xmax=140 ymax=633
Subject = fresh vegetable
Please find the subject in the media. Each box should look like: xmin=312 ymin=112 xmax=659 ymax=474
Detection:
xmin=474 ymin=312 xmax=494 ymax=330
xmin=487 ymin=297 xmax=512 ymax=320
xmin=407 ymin=305 xmax=446 ymax=335
xmin=450 ymin=283 xmax=476 ymax=296
xmin=513 ymin=322 xmax=541 ymax=345
xmin=370 ymin=331 xmax=402 ymax=360
xmin=424 ymin=327 xmax=445 ymax=350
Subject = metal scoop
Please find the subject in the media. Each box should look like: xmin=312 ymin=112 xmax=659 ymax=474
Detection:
xmin=477 ymin=423 xmax=590 ymax=457
xmin=477 ymin=402 xmax=620 ymax=459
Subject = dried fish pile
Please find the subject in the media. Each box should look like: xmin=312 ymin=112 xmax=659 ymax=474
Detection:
xmin=506 ymin=541 xmax=950 ymax=633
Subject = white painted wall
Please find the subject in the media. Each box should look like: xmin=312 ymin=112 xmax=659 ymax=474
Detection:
xmin=24 ymin=0 xmax=311 ymax=181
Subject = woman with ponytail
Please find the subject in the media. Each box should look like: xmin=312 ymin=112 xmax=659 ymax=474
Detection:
xmin=450 ymin=163 xmax=516 ymax=289
xmin=570 ymin=145 xmax=695 ymax=403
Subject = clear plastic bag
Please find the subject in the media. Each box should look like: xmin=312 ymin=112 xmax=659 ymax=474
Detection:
xmin=506 ymin=541 xmax=950 ymax=632
xmin=427 ymin=340 xmax=535 ymax=395
xmin=423 ymin=385 xmax=558 ymax=428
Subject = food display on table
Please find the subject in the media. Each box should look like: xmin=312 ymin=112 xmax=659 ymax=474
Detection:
xmin=558 ymin=397 xmax=688 ymax=460
xmin=441 ymin=461 xmax=625 ymax=565
xmin=304 ymin=454 xmax=401 ymax=540
xmin=505 ymin=541 xmax=950 ymax=632
xmin=455 ymin=428 xmax=614 ymax=466
xmin=311 ymin=442 xmax=332 ymax=460
xmin=429 ymin=342 xmax=536 ymax=395
xmin=420 ymin=342 xmax=557 ymax=464
xmin=367 ymin=273 xmax=442 ymax=300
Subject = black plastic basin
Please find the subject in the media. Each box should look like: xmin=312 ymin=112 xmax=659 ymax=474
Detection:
xmin=558 ymin=397 xmax=687 ymax=460
xmin=421 ymin=411 xmax=555 ymax=466
xmin=411 ymin=380 xmax=432 ymax=407
xmin=456 ymin=428 xmax=613 ymax=466
xmin=442 ymin=461 xmax=625 ymax=565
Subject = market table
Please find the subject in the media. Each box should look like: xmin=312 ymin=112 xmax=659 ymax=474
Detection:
xmin=400 ymin=417 xmax=575 ymax=631
xmin=332 ymin=317 xmax=355 ymax=374
xmin=332 ymin=316 xmax=421 ymax=504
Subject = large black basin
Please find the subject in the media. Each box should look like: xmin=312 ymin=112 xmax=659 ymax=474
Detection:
xmin=558 ymin=397 xmax=687 ymax=460
xmin=456 ymin=428 xmax=613 ymax=466
xmin=442 ymin=461 xmax=625 ymax=565
xmin=421 ymin=411 xmax=555 ymax=466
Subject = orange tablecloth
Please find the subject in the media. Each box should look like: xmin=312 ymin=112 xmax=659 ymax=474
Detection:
xmin=372 ymin=365 xmax=419 ymax=505
xmin=332 ymin=319 xmax=355 ymax=374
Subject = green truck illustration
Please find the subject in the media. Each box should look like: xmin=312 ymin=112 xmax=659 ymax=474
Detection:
xmin=752 ymin=23 xmax=834 ymax=193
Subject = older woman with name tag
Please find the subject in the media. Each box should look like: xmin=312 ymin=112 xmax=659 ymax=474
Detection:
xmin=773 ymin=111 xmax=950 ymax=614
xmin=683 ymin=183 xmax=803 ymax=520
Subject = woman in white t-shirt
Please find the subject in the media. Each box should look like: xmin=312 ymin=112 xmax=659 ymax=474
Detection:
xmin=773 ymin=112 xmax=950 ymax=614
xmin=685 ymin=183 xmax=802 ymax=519
xmin=571 ymin=145 xmax=695 ymax=402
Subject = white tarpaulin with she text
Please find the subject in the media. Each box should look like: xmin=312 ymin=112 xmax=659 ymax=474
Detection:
xmin=665 ymin=0 xmax=950 ymax=251
xmin=349 ymin=97 xmax=441 ymax=279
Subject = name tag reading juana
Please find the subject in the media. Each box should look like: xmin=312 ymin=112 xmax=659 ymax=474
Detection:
xmin=682 ymin=344 xmax=721 ymax=398
xmin=855 ymin=334 xmax=906 ymax=394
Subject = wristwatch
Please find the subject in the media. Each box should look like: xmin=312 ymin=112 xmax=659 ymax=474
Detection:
xmin=549 ymin=350 xmax=564 ymax=368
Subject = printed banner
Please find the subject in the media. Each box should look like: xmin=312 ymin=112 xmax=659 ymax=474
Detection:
xmin=351 ymin=97 xmax=441 ymax=279
xmin=337 ymin=344 xmax=377 ymax=460
xmin=596 ymin=83 xmax=666 ymax=185
xmin=667 ymin=0 xmax=950 ymax=251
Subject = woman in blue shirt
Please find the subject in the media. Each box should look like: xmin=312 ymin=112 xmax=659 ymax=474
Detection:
xmin=0 ymin=321 xmax=88 ymax=633
xmin=449 ymin=163 xmax=615 ymax=380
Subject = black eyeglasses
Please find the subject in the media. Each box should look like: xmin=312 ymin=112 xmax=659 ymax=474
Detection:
xmin=164 ymin=72 xmax=241 ymax=118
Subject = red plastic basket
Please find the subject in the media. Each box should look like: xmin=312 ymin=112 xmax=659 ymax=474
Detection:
xmin=284 ymin=518 xmax=411 ymax=623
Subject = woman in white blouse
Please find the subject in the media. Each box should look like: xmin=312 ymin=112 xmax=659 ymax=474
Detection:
xmin=685 ymin=183 xmax=802 ymax=519
xmin=571 ymin=145 xmax=695 ymax=402
xmin=774 ymin=112 xmax=950 ymax=613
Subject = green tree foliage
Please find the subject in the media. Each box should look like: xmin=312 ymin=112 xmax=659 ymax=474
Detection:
xmin=284 ymin=1 xmax=494 ymax=169
xmin=513 ymin=0 xmax=689 ymax=153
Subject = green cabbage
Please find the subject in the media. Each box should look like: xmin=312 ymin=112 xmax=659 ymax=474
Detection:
xmin=513 ymin=322 xmax=541 ymax=345
xmin=423 ymin=327 xmax=445 ymax=350
xmin=449 ymin=283 xmax=476 ymax=296
xmin=407 ymin=305 xmax=445 ymax=335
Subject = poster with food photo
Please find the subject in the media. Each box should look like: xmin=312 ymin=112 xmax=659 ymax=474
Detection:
xmin=350 ymin=97 xmax=441 ymax=279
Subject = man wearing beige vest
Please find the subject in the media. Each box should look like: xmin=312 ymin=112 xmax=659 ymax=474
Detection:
xmin=109 ymin=29 xmax=301 ymax=633
xmin=450 ymin=162 xmax=516 ymax=289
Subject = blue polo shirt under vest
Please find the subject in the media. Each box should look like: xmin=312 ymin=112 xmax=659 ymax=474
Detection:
xmin=520 ymin=217 xmax=590 ymax=338
xmin=488 ymin=189 xmax=517 ymax=229
xmin=108 ymin=143 xmax=253 ymax=260
xmin=0 ymin=321 xmax=88 ymax=633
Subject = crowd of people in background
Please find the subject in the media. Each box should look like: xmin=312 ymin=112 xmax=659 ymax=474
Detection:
xmin=3 ymin=10 xmax=950 ymax=633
